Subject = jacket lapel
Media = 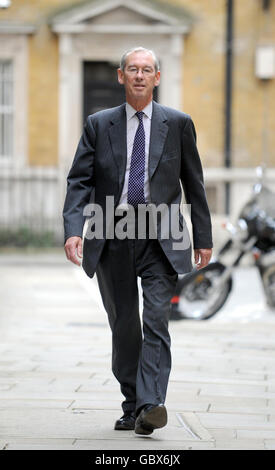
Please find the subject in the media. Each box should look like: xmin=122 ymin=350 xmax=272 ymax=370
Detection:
xmin=149 ymin=101 xmax=168 ymax=180
xmin=108 ymin=104 xmax=127 ymax=189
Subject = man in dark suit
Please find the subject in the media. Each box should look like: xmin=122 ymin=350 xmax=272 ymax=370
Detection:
xmin=63 ymin=47 xmax=212 ymax=435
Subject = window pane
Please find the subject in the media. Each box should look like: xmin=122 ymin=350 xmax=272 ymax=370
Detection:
xmin=0 ymin=114 xmax=3 ymax=155
xmin=0 ymin=60 xmax=13 ymax=157
xmin=3 ymin=79 xmax=13 ymax=106
xmin=3 ymin=113 xmax=13 ymax=156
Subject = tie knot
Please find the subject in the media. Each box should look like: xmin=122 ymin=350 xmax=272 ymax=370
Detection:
xmin=136 ymin=111 xmax=144 ymax=122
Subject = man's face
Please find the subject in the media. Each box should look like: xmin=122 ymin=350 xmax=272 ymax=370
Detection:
xmin=118 ymin=51 xmax=160 ymax=104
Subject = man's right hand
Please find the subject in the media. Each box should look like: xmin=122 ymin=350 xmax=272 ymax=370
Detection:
xmin=64 ymin=236 xmax=83 ymax=266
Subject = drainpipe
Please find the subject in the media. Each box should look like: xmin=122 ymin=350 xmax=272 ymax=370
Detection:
xmin=224 ymin=0 xmax=233 ymax=215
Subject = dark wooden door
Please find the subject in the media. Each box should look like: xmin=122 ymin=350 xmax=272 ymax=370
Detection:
xmin=83 ymin=61 xmax=158 ymax=123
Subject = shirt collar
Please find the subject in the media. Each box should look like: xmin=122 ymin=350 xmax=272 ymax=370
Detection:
xmin=126 ymin=101 xmax=152 ymax=121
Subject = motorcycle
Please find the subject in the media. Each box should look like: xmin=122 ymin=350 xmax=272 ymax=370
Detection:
xmin=170 ymin=166 xmax=275 ymax=320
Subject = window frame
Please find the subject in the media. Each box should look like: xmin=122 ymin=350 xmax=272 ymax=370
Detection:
xmin=0 ymin=34 xmax=28 ymax=170
xmin=0 ymin=59 xmax=14 ymax=159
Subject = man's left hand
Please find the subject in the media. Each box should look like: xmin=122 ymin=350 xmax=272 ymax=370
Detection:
xmin=194 ymin=248 xmax=212 ymax=270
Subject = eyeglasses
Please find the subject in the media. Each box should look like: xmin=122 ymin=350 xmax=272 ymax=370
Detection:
xmin=126 ymin=66 xmax=155 ymax=75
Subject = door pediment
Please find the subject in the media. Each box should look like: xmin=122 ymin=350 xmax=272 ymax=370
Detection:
xmin=84 ymin=6 xmax=160 ymax=26
xmin=51 ymin=0 xmax=194 ymax=34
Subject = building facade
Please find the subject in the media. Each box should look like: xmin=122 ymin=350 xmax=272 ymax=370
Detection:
xmin=0 ymin=0 xmax=275 ymax=241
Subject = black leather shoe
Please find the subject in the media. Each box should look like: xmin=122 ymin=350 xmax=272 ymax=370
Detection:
xmin=114 ymin=411 xmax=136 ymax=430
xmin=135 ymin=404 xmax=167 ymax=435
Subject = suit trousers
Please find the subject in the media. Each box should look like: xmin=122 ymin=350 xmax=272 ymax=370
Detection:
xmin=95 ymin=212 xmax=178 ymax=414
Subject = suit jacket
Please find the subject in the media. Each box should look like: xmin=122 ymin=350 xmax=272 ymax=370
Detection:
xmin=63 ymin=101 xmax=213 ymax=278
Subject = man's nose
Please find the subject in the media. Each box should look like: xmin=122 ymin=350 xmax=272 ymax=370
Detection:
xmin=136 ymin=69 xmax=144 ymax=78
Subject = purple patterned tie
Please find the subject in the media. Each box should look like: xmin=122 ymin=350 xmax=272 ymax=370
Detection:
xmin=127 ymin=111 xmax=146 ymax=208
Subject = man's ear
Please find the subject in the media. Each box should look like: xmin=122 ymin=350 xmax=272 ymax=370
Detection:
xmin=117 ymin=68 xmax=124 ymax=85
xmin=154 ymin=70 xmax=161 ymax=87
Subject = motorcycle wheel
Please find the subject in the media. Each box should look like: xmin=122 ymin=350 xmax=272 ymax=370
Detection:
xmin=173 ymin=262 xmax=233 ymax=320
xmin=262 ymin=265 xmax=275 ymax=309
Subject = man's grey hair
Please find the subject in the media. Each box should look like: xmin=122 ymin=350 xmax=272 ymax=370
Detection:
xmin=120 ymin=47 xmax=160 ymax=73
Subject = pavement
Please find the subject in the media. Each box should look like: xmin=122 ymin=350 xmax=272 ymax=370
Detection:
xmin=1 ymin=249 xmax=275 ymax=450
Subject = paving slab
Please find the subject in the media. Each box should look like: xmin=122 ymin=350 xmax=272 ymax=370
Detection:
xmin=72 ymin=439 xmax=216 ymax=450
xmin=4 ymin=444 xmax=77 ymax=450
xmin=199 ymin=385 xmax=275 ymax=399
xmin=264 ymin=440 xmax=275 ymax=449
xmin=1 ymin=438 xmax=75 ymax=447
xmin=196 ymin=412 xmax=267 ymax=428
xmin=177 ymin=411 xmax=214 ymax=441
xmin=214 ymin=440 xmax=265 ymax=450
xmin=209 ymin=404 xmax=275 ymax=415
xmin=0 ymin=399 xmax=73 ymax=409
xmin=208 ymin=428 xmax=236 ymax=440
xmin=170 ymin=370 xmax=267 ymax=382
xmin=0 ymin=441 xmax=7 ymax=450
xmin=237 ymin=429 xmax=275 ymax=439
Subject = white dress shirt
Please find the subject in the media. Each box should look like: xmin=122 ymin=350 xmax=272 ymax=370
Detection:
xmin=117 ymin=101 xmax=152 ymax=209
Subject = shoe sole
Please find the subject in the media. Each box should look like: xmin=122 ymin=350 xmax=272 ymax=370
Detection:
xmin=135 ymin=406 xmax=167 ymax=435
xmin=114 ymin=420 xmax=135 ymax=431
xmin=114 ymin=424 xmax=135 ymax=430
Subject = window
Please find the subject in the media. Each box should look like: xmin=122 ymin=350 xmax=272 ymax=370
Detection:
xmin=0 ymin=60 xmax=13 ymax=158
